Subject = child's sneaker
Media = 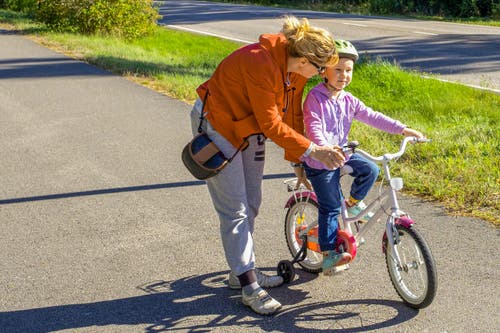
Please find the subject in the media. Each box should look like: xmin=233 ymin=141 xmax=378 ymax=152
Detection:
xmin=322 ymin=250 xmax=352 ymax=276
xmin=242 ymin=287 xmax=281 ymax=315
xmin=228 ymin=270 xmax=284 ymax=289
xmin=347 ymin=200 xmax=373 ymax=222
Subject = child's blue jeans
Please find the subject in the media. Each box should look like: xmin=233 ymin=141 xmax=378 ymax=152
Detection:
xmin=304 ymin=154 xmax=379 ymax=251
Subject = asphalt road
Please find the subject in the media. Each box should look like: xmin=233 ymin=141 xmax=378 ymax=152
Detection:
xmin=158 ymin=0 xmax=500 ymax=93
xmin=0 ymin=21 xmax=499 ymax=333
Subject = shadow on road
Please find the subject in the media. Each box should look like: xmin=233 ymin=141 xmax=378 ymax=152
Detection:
xmin=0 ymin=55 xmax=110 ymax=79
xmin=0 ymin=173 xmax=295 ymax=205
xmin=356 ymin=34 xmax=500 ymax=77
xmin=0 ymin=271 xmax=418 ymax=332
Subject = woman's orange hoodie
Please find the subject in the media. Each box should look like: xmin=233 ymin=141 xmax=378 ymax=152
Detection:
xmin=196 ymin=33 xmax=312 ymax=163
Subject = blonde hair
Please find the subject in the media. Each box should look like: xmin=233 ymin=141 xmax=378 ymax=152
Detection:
xmin=282 ymin=16 xmax=338 ymax=67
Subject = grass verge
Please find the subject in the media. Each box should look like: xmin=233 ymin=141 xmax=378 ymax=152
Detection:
xmin=1 ymin=10 xmax=498 ymax=224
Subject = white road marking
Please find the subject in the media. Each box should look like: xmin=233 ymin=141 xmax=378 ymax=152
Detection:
xmin=164 ymin=24 xmax=254 ymax=44
xmin=414 ymin=31 xmax=439 ymax=36
xmin=343 ymin=22 xmax=368 ymax=27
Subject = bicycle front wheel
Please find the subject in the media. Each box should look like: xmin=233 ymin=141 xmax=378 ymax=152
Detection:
xmin=385 ymin=224 xmax=437 ymax=309
xmin=284 ymin=197 xmax=322 ymax=273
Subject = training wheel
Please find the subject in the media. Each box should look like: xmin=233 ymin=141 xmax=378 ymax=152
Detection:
xmin=277 ymin=260 xmax=295 ymax=283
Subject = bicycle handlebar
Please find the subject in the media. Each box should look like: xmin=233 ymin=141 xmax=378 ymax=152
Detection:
xmin=284 ymin=137 xmax=429 ymax=190
xmin=354 ymin=136 xmax=430 ymax=163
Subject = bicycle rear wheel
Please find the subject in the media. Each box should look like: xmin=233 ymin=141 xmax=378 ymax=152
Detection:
xmin=284 ymin=197 xmax=322 ymax=273
xmin=385 ymin=224 xmax=437 ymax=309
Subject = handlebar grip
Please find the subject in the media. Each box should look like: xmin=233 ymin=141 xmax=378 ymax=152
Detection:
xmin=342 ymin=141 xmax=360 ymax=153
xmin=417 ymin=138 xmax=432 ymax=143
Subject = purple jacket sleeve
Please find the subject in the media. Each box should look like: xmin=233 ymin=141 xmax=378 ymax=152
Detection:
xmin=352 ymin=97 xmax=406 ymax=134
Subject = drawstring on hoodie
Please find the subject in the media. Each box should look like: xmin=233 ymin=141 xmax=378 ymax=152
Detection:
xmin=282 ymin=71 xmax=297 ymax=116
xmin=282 ymin=86 xmax=296 ymax=115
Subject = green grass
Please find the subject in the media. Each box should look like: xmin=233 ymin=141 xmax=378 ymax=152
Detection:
xmin=340 ymin=62 xmax=499 ymax=222
xmin=1 ymin=10 xmax=499 ymax=224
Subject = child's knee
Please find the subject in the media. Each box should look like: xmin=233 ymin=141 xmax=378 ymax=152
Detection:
xmin=369 ymin=163 xmax=380 ymax=178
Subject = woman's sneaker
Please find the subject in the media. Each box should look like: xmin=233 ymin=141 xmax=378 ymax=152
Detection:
xmin=322 ymin=251 xmax=352 ymax=276
xmin=228 ymin=270 xmax=284 ymax=289
xmin=242 ymin=287 xmax=281 ymax=315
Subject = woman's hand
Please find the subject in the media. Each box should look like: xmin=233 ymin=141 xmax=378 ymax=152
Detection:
xmin=309 ymin=144 xmax=345 ymax=169
xmin=293 ymin=165 xmax=312 ymax=190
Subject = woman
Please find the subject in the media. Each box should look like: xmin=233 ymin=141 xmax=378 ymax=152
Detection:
xmin=190 ymin=16 xmax=344 ymax=315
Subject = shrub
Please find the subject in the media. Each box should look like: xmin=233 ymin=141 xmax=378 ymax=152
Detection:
xmin=79 ymin=0 xmax=160 ymax=39
xmin=476 ymin=0 xmax=493 ymax=16
xmin=369 ymin=0 xmax=394 ymax=14
xmin=37 ymin=0 xmax=85 ymax=32
xmin=3 ymin=0 xmax=38 ymax=14
xmin=459 ymin=0 xmax=479 ymax=17
xmin=492 ymin=1 xmax=500 ymax=19
xmin=37 ymin=0 xmax=160 ymax=39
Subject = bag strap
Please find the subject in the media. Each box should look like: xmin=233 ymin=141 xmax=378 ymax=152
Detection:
xmin=197 ymin=91 xmax=210 ymax=134
xmin=227 ymin=139 xmax=248 ymax=162
xmin=197 ymin=90 xmax=248 ymax=161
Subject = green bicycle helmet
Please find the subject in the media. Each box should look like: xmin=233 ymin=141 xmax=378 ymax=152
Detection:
xmin=335 ymin=40 xmax=359 ymax=62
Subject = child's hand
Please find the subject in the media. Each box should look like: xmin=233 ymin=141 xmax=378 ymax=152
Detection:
xmin=402 ymin=128 xmax=425 ymax=139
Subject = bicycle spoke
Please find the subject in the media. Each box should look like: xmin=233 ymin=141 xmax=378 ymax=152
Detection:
xmin=285 ymin=199 xmax=323 ymax=273
xmin=386 ymin=225 xmax=436 ymax=308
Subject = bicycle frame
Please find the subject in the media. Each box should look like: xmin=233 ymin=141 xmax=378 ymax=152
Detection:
xmin=341 ymin=149 xmax=414 ymax=248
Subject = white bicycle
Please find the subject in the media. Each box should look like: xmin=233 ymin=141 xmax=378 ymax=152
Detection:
xmin=277 ymin=137 xmax=437 ymax=309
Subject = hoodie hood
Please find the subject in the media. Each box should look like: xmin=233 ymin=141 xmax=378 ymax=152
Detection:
xmin=258 ymin=33 xmax=289 ymax=81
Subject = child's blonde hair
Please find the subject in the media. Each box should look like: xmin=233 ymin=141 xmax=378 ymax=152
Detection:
xmin=282 ymin=16 xmax=338 ymax=67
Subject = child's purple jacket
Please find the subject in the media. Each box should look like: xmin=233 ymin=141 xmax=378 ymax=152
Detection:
xmin=301 ymin=83 xmax=406 ymax=170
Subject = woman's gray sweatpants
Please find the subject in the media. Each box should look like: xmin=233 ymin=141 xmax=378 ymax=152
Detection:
xmin=190 ymin=99 xmax=265 ymax=276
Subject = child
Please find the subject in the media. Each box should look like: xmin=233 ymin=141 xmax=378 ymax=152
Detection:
xmin=299 ymin=40 xmax=424 ymax=275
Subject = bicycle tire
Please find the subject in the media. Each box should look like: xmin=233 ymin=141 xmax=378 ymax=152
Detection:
xmin=284 ymin=197 xmax=323 ymax=273
xmin=385 ymin=224 xmax=437 ymax=309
